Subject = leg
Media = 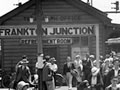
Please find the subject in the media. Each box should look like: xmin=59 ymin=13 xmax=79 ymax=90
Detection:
xmin=66 ymin=72 xmax=73 ymax=90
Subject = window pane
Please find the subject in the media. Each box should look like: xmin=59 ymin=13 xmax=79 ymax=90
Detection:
xmin=81 ymin=36 xmax=88 ymax=47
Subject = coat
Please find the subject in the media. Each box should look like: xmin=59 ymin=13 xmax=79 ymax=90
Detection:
xmin=105 ymin=68 xmax=120 ymax=87
xmin=88 ymin=73 xmax=103 ymax=90
xmin=63 ymin=62 xmax=75 ymax=75
xmin=42 ymin=63 xmax=53 ymax=81
xmin=15 ymin=65 xmax=31 ymax=83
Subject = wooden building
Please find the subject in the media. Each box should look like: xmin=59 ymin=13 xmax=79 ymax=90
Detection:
xmin=0 ymin=0 xmax=112 ymax=73
xmin=105 ymin=24 xmax=120 ymax=54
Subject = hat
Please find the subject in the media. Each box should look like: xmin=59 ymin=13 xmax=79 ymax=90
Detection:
xmin=91 ymin=67 xmax=100 ymax=76
xmin=104 ymin=58 xmax=110 ymax=63
xmin=89 ymin=55 xmax=94 ymax=58
xmin=21 ymin=59 xmax=29 ymax=64
xmin=113 ymin=58 xmax=120 ymax=64
xmin=49 ymin=57 xmax=56 ymax=62
xmin=17 ymin=81 xmax=29 ymax=90
xmin=76 ymin=55 xmax=80 ymax=58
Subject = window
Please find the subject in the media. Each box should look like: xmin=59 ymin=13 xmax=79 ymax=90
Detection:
xmin=81 ymin=36 xmax=88 ymax=47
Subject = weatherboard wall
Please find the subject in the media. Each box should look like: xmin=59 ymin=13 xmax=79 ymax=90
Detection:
xmin=0 ymin=0 xmax=107 ymax=73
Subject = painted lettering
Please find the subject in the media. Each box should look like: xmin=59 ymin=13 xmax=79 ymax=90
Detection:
xmin=0 ymin=25 xmax=96 ymax=36
xmin=5 ymin=29 xmax=11 ymax=35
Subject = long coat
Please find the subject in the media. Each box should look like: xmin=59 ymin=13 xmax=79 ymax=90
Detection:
xmin=42 ymin=63 xmax=53 ymax=82
xmin=88 ymin=73 xmax=103 ymax=90
xmin=15 ymin=65 xmax=31 ymax=83
xmin=105 ymin=69 xmax=120 ymax=87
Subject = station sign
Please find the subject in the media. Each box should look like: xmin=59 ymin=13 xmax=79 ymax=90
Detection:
xmin=0 ymin=24 xmax=97 ymax=37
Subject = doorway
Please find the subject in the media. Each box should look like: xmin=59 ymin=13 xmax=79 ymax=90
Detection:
xmin=43 ymin=46 xmax=60 ymax=72
xmin=43 ymin=47 xmax=57 ymax=59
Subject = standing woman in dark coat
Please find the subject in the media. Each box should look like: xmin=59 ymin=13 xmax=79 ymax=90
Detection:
xmin=63 ymin=56 xmax=75 ymax=90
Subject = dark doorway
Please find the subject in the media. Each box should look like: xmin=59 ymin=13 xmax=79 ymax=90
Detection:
xmin=43 ymin=47 xmax=57 ymax=59
xmin=43 ymin=47 xmax=60 ymax=72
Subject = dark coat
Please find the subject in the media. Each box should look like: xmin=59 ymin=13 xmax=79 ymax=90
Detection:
xmin=63 ymin=62 xmax=75 ymax=75
xmin=88 ymin=73 xmax=103 ymax=90
xmin=15 ymin=65 xmax=31 ymax=83
xmin=83 ymin=59 xmax=92 ymax=80
xmin=105 ymin=69 xmax=120 ymax=87
xmin=42 ymin=63 xmax=53 ymax=81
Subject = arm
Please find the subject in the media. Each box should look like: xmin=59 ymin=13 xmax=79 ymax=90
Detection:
xmin=15 ymin=61 xmax=21 ymax=72
xmin=26 ymin=66 xmax=32 ymax=83
xmin=63 ymin=64 xmax=66 ymax=76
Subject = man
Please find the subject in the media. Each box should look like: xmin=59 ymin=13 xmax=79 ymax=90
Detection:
xmin=14 ymin=55 xmax=31 ymax=89
xmin=49 ymin=57 xmax=58 ymax=87
xmin=83 ymin=55 xmax=94 ymax=80
xmin=106 ymin=58 xmax=120 ymax=88
xmin=105 ymin=76 xmax=120 ymax=90
xmin=42 ymin=55 xmax=56 ymax=90
xmin=15 ymin=55 xmax=27 ymax=72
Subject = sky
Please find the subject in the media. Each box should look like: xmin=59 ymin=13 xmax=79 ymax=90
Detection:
xmin=0 ymin=0 xmax=120 ymax=24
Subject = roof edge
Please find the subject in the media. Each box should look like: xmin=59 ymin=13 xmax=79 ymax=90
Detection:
xmin=65 ymin=0 xmax=111 ymax=24
xmin=0 ymin=0 xmax=35 ymax=25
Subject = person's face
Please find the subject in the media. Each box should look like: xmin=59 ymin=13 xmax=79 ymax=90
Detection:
xmin=90 ymin=57 xmax=94 ymax=61
xmin=105 ymin=61 xmax=109 ymax=65
xmin=76 ymin=57 xmax=80 ymax=60
xmin=114 ymin=61 xmax=120 ymax=67
xmin=111 ymin=78 xmax=118 ymax=85
xmin=51 ymin=61 xmax=55 ymax=64
xmin=67 ymin=57 xmax=71 ymax=62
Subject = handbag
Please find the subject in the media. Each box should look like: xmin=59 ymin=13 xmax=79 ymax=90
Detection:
xmin=70 ymin=69 xmax=78 ymax=77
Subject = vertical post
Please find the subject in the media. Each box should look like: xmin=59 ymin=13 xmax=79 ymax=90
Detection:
xmin=96 ymin=24 xmax=100 ymax=68
xmin=36 ymin=0 xmax=43 ymax=90
xmin=91 ymin=0 xmax=93 ymax=6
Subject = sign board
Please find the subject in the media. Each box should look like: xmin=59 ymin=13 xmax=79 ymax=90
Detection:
xmin=25 ymin=15 xmax=81 ymax=22
xmin=0 ymin=24 xmax=97 ymax=37
xmin=20 ymin=38 xmax=72 ymax=45
xmin=44 ymin=38 xmax=72 ymax=45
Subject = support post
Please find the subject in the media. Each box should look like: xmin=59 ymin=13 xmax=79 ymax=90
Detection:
xmin=36 ymin=0 xmax=43 ymax=90
xmin=96 ymin=24 xmax=100 ymax=68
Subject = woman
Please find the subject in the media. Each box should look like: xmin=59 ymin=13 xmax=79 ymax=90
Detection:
xmin=88 ymin=66 xmax=103 ymax=90
xmin=63 ymin=56 xmax=75 ymax=90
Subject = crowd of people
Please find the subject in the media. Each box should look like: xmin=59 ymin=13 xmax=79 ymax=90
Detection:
xmin=10 ymin=51 xmax=120 ymax=90
xmin=12 ymin=54 xmax=58 ymax=90
xmin=63 ymin=51 xmax=120 ymax=90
